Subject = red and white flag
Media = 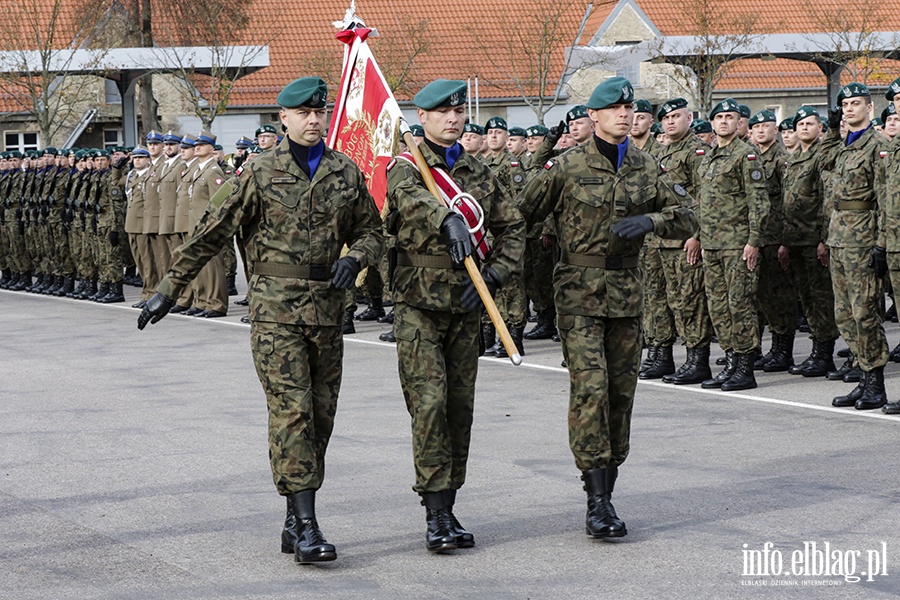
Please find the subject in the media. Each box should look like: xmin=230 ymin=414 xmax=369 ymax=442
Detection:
xmin=327 ymin=26 xmax=403 ymax=212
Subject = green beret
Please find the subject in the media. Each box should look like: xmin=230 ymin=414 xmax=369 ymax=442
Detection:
xmin=508 ymin=126 xmax=527 ymax=137
xmin=709 ymin=98 xmax=741 ymax=119
xmin=74 ymin=149 xmax=89 ymax=160
xmin=485 ymin=116 xmax=508 ymax=131
xmin=414 ymin=79 xmax=467 ymax=110
xmin=526 ymin=125 xmax=549 ymax=137
xmin=886 ymin=76 xmax=900 ymax=101
xmin=42 ymin=147 xmax=57 ymax=156
xmin=882 ymin=103 xmax=896 ymax=123
xmin=256 ymin=124 xmax=277 ymax=137
xmin=657 ymin=97 xmax=688 ymax=120
xmin=837 ymin=82 xmax=870 ymax=104
xmin=95 ymin=149 xmax=110 ymax=158
xmin=778 ymin=118 xmax=795 ymax=132
xmin=409 ymin=124 xmax=424 ymax=137
xmin=634 ymin=99 xmax=653 ymax=114
xmin=277 ymin=76 xmax=328 ymax=109
xmin=7 ymin=150 xmax=22 ymax=159
xmin=566 ymin=105 xmax=588 ymax=122
xmin=651 ymin=122 xmax=663 ymax=135
xmin=463 ymin=123 xmax=485 ymax=135
xmin=586 ymin=76 xmax=634 ymax=110
xmin=793 ymin=106 xmax=819 ymax=128
xmin=738 ymin=104 xmax=751 ymax=118
xmin=691 ymin=119 xmax=713 ymax=134
xmin=748 ymin=110 xmax=776 ymax=127
xmin=872 ymin=117 xmax=884 ymax=127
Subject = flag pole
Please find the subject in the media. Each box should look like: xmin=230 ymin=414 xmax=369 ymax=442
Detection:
xmin=400 ymin=129 xmax=522 ymax=366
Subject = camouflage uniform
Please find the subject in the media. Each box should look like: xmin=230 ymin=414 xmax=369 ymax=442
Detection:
xmin=697 ymin=138 xmax=769 ymax=355
xmin=94 ymin=168 xmax=126 ymax=286
xmin=824 ymin=127 xmax=889 ymax=372
xmin=519 ymin=138 xmax=697 ymax=470
xmin=157 ymin=138 xmax=383 ymax=495
xmin=385 ymin=141 xmax=525 ymax=493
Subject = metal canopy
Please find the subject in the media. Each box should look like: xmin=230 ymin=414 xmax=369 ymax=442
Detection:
xmin=0 ymin=46 xmax=269 ymax=145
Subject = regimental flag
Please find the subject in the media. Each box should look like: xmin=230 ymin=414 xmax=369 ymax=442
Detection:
xmin=327 ymin=26 xmax=404 ymax=212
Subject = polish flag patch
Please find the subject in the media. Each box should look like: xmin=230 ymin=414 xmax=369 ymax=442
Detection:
xmin=235 ymin=166 xmax=244 ymax=177
xmin=880 ymin=151 xmax=888 ymax=158
xmin=511 ymin=161 xmax=520 ymax=167
xmin=696 ymin=149 xmax=705 ymax=155
xmin=544 ymin=160 xmax=554 ymax=170
xmin=747 ymin=154 xmax=757 ymax=161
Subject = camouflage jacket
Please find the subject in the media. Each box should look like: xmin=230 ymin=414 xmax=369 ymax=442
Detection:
xmin=384 ymin=140 xmax=525 ymax=313
xmin=482 ymin=149 xmax=519 ymax=194
xmin=757 ymin=142 xmax=789 ymax=247
xmin=157 ymin=138 xmax=383 ymax=326
xmin=884 ymin=135 xmax=900 ymax=252
xmin=94 ymin=169 xmax=123 ymax=231
xmin=821 ymin=126 xmax=888 ymax=248
xmin=696 ymin=138 xmax=769 ymax=249
xmin=654 ymin=132 xmax=707 ymax=248
xmin=782 ymin=138 xmax=839 ymax=247
xmin=635 ymin=135 xmax=663 ymax=160
xmin=519 ymin=137 xmax=698 ymax=319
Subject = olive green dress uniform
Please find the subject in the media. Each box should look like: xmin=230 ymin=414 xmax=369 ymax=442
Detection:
xmin=157 ymin=153 xmax=183 ymax=274
xmin=187 ymin=157 xmax=229 ymax=314
xmin=142 ymin=155 xmax=169 ymax=298
xmin=173 ymin=155 xmax=200 ymax=308
xmin=157 ymin=136 xmax=383 ymax=494
xmin=125 ymin=164 xmax=155 ymax=300
xmin=697 ymin=137 xmax=769 ymax=355
xmin=386 ymin=140 xmax=525 ymax=494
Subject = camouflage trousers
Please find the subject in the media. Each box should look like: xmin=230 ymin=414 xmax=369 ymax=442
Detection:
xmin=831 ymin=246 xmax=888 ymax=371
xmin=757 ymin=245 xmax=797 ymax=336
xmin=641 ymin=246 xmax=675 ymax=346
xmin=80 ymin=228 xmax=98 ymax=280
xmin=0 ymin=217 xmax=8 ymax=271
xmin=6 ymin=220 xmax=31 ymax=272
xmin=523 ymin=237 xmax=555 ymax=315
xmin=50 ymin=222 xmax=74 ymax=276
xmin=789 ymin=246 xmax=838 ymax=342
xmin=660 ymin=247 xmax=713 ymax=349
xmin=558 ymin=313 xmax=638 ymax=470
xmin=222 ymin=236 xmax=237 ymax=277
xmin=703 ymin=249 xmax=759 ymax=354
xmin=394 ymin=302 xmax=479 ymax=493
xmin=250 ymin=321 xmax=343 ymax=495
xmin=494 ymin=268 xmax=528 ymax=328
xmin=68 ymin=226 xmax=83 ymax=276
xmin=96 ymin=227 xmax=124 ymax=283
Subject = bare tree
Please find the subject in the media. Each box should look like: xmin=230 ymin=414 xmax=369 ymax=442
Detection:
xmin=370 ymin=16 xmax=431 ymax=96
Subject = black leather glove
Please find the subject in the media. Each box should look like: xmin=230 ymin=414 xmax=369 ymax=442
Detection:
xmin=611 ymin=215 xmax=654 ymax=239
xmin=137 ymin=293 xmax=175 ymax=330
xmin=331 ymin=256 xmax=361 ymax=290
xmin=113 ymin=156 xmax=129 ymax=169
xmin=441 ymin=213 xmax=472 ymax=267
xmin=869 ymin=246 xmax=888 ymax=278
xmin=461 ymin=266 xmax=501 ymax=312
xmin=546 ymin=120 xmax=567 ymax=146
xmin=109 ymin=230 xmax=119 ymax=246
xmin=827 ymin=106 xmax=843 ymax=129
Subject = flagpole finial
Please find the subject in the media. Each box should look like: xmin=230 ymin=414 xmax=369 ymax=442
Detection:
xmin=333 ymin=1 xmax=366 ymax=29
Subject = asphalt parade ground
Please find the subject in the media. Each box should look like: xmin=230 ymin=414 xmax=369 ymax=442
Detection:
xmin=2 ymin=283 xmax=900 ymax=600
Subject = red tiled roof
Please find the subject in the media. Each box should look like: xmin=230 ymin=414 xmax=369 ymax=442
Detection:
xmin=716 ymin=58 xmax=900 ymax=91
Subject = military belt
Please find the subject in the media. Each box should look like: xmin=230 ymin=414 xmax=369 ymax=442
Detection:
xmin=251 ymin=261 xmax=330 ymax=281
xmin=560 ymin=250 xmax=639 ymax=270
xmin=834 ymin=201 xmax=876 ymax=210
xmin=396 ymin=253 xmax=454 ymax=269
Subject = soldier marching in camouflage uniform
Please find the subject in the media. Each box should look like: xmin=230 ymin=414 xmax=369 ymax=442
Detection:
xmin=520 ymin=78 xmax=697 ymax=540
xmin=881 ymin=76 xmax=900 ymax=414
xmin=140 ymin=77 xmax=383 ymax=564
xmin=385 ymin=79 xmax=524 ymax=553
xmin=697 ymin=98 xmax=769 ymax=392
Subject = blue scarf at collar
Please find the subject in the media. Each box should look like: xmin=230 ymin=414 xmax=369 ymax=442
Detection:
xmin=846 ymin=124 xmax=871 ymax=147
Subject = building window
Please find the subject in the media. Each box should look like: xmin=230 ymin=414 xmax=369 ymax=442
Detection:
xmin=616 ymin=63 xmax=641 ymax=86
xmin=5 ymin=131 xmax=39 ymax=152
xmin=105 ymin=79 xmax=122 ymax=105
xmin=104 ymin=129 xmax=123 ymax=148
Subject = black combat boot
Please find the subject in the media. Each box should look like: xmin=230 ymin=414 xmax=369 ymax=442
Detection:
xmin=378 ymin=330 xmax=396 ymax=342
xmin=671 ymin=346 xmax=713 ymax=385
xmin=721 ymin=352 xmax=758 ymax=391
xmin=524 ymin=311 xmax=556 ymax=340
xmin=226 ymin=273 xmax=238 ymax=296
xmin=234 ymin=295 xmax=249 ymax=306
xmin=0 ymin=269 xmax=10 ymax=288
xmin=481 ymin=323 xmax=496 ymax=355
xmin=826 ymin=354 xmax=856 ymax=381
xmin=495 ymin=325 xmax=525 ymax=358
xmin=791 ymin=339 xmax=835 ymax=377
xmin=280 ymin=497 xmax=298 ymax=554
xmin=754 ymin=334 xmax=779 ymax=370
xmin=67 ymin=278 xmax=83 ymax=298
xmin=91 ymin=282 xmax=109 ymax=302
xmin=12 ymin=271 xmax=32 ymax=291
xmin=702 ymin=350 xmax=735 ymax=389
xmin=640 ymin=346 xmax=659 ymax=374
xmin=33 ymin=273 xmax=50 ymax=293
xmin=582 ymin=467 xmax=627 ymax=539
xmin=341 ymin=307 xmax=356 ymax=334
xmin=443 ymin=490 xmax=474 ymax=548
xmin=98 ymin=281 xmax=125 ymax=303
xmin=832 ymin=372 xmax=867 ymax=407
xmin=855 ymin=367 xmax=887 ymax=410
xmin=763 ymin=333 xmax=794 ymax=372
xmin=24 ymin=272 xmax=40 ymax=292
xmin=377 ymin=309 xmax=394 ymax=324
xmin=356 ymin=296 xmax=385 ymax=321
xmin=639 ymin=345 xmax=675 ymax=379
xmin=890 ymin=343 xmax=900 ymax=363
xmin=44 ymin=275 xmax=61 ymax=295
xmin=287 ymin=490 xmax=336 ymax=563
xmin=77 ymin=279 xmax=97 ymax=300
xmin=882 ymin=398 xmax=900 ymax=414
xmin=421 ymin=491 xmax=458 ymax=553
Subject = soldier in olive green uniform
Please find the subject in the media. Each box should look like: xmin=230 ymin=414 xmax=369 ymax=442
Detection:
xmin=881 ymin=77 xmax=900 ymax=414
xmin=140 ymin=77 xmax=383 ymax=564
xmin=748 ymin=110 xmax=797 ymax=372
xmin=385 ymin=80 xmax=524 ymax=553
xmin=520 ymin=78 xmax=697 ymax=540
xmin=781 ymin=106 xmax=841 ymax=378
xmin=697 ymin=98 xmax=770 ymax=392
xmin=654 ymin=98 xmax=715 ymax=385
